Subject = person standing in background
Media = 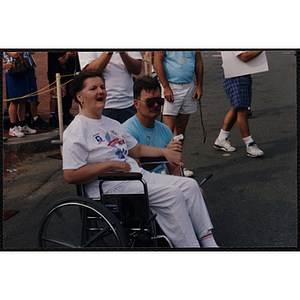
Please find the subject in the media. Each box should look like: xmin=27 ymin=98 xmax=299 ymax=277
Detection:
xmin=47 ymin=51 xmax=80 ymax=127
xmin=213 ymin=51 xmax=264 ymax=157
xmin=154 ymin=51 xmax=204 ymax=177
xmin=78 ymin=51 xmax=142 ymax=123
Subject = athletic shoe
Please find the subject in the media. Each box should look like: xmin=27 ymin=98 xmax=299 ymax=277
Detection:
xmin=246 ymin=142 xmax=264 ymax=157
xmin=49 ymin=116 xmax=59 ymax=128
xmin=18 ymin=124 xmax=37 ymax=135
xmin=9 ymin=126 xmax=25 ymax=138
xmin=33 ymin=115 xmax=50 ymax=129
xmin=183 ymin=168 xmax=194 ymax=177
xmin=213 ymin=138 xmax=236 ymax=152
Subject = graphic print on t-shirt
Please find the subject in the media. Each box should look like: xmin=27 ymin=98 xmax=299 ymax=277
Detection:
xmin=105 ymin=130 xmax=127 ymax=160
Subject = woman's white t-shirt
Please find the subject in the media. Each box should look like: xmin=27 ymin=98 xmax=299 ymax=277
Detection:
xmin=63 ymin=114 xmax=141 ymax=198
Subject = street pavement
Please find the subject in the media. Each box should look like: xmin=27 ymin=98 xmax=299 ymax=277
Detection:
xmin=2 ymin=50 xmax=297 ymax=249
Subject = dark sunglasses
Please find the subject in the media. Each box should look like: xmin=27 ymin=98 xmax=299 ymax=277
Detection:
xmin=138 ymin=97 xmax=164 ymax=108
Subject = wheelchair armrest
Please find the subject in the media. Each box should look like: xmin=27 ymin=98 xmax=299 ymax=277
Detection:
xmin=98 ymin=172 xmax=143 ymax=181
xmin=140 ymin=156 xmax=168 ymax=163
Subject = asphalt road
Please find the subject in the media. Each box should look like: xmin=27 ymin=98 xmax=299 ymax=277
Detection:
xmin=2 ymin=50 xmax=297 ymax=249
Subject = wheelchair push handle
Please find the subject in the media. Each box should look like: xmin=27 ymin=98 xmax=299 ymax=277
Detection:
xmin=199 ymin=173 xmax=213 ymax=187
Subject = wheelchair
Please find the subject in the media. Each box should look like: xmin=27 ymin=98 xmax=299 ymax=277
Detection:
xmin=38 ymin=156 xmax=212 ymax=249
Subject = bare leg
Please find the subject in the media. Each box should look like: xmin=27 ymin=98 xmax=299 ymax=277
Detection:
xmin=30 ymin=100 xmax=38 ymax=119
xmin=163 ymin=115 xmax=176 ymax=132
xmin=17 ymin=101 xmax=27 ymax=122
xmin=222 ymin=107 xmax=237 ymax=132
xmin=9 ymin=102 xmax=18 ymax=124
xmin=50 ymin=98 xmax=57 ymax=112
xmin=174 ymin=113 xmax=190 ymax=146
xmin=236 ymin=107 xmax=250 ymax=138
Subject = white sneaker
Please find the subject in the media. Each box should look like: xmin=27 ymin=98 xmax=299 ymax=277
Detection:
xmin=9 ymin=126 xmax=25 ymax=138
xmin=183 ymin=168 xmax=194 ymax=177
xmin=214 ymin=138 xmax=236 ymax=152
xmin=18 ymin=124 xmax=37 ymax=135
xmin=247 ymin=142 xmax=264 ymax=157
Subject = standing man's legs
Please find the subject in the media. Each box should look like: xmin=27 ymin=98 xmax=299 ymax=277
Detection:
xmin=163 ymin=113 xmax=190 ymax=142
xmin=236 ymin=107 xmax=250 ymax=138
xmin=174 ymin=113 xmax=190 ymax=145
xmin=222 ymin=107 xmax=237 ymax=132
xmin=221 ymin=107 xmax=250 ymax=138
xmin=161 ymin=114 xmax=176 ymax=132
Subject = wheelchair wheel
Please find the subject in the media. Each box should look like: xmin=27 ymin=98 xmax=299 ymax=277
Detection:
xmin=38 ymin=196 xmax=128 ymax=248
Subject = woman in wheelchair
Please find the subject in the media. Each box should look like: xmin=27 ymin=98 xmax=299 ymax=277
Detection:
xmin=63 ymin=69 xmax=218 ymax=248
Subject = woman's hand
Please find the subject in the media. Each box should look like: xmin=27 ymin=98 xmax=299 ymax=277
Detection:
xmin=110 ymin=161 xmax=131 ymax=173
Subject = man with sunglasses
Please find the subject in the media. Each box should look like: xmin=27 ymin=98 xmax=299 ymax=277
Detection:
xmin=123 ymin=76 xmax=184 ymax=175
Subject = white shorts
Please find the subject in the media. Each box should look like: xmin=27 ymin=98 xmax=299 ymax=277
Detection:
xmin=162 ymin=81 xmax=197 ymax=116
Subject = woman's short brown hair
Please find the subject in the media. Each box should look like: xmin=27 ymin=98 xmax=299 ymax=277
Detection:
xmin=70 ymin=69 xmax=105 ymax=106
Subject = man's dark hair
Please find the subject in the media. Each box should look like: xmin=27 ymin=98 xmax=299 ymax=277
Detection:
xmin=70 ymin=69 xmax=105 ymax=106
xmin=133 ymin=75 xmax=161 ymax=99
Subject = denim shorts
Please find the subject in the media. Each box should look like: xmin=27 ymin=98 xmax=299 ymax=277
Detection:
xmin=162 ymin=81 xmax=197 ymax=116
xmin=222 ymin=74 xmax=252 ymax=109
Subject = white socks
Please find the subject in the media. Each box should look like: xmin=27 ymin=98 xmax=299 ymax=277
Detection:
xmin=243 ymin=135 xmax=254 ymax=147
xmin=219 ymin=130 xmax=254 ymax=148
xmin=200 ymin=231 xmax=219 ymax=248
xmin=218 ymin=129 xmax=230 ymax=140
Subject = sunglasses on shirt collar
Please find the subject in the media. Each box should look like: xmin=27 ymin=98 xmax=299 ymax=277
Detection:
xmin=138 ymin=97 xmax=164 ymax=108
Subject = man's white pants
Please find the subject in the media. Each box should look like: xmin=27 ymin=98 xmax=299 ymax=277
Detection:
xmin=105 ymin=171 xmax=213 ymax=247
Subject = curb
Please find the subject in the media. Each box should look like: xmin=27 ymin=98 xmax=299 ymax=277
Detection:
xmin=3 ymin=128 xmax=61 ymax=153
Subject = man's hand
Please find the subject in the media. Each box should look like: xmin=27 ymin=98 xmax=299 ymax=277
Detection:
xmin=66 ymin=52 xmax=78 ymax=59
xmin=163 ymin=86 xmax=174 ymax=103
xmin=163 ymin=148 xmax=185 ymax=168
xmin=193 ymin=85 xmax=203 ymax=101
xmin=3 ymin=62 xmax=13 ymax=70
xmin=166 ymin=140 xmax=182 ymax=152
xmin=119 ymin=51 xmax=142 ymax=75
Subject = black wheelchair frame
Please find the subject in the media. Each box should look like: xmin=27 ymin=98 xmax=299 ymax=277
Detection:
xmin=38 ymin=157 xmax=180 ymax=249
xmin=38 ymin=154 xmax=212 ymax=249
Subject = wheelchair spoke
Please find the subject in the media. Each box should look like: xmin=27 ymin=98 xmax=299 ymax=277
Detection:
xmin=84 ymin=226 xmax=112 ymax=247
xmin=80 ymin=206 xmax=89 ymax=247
xmin=41 ymin=236 xmax=78 ymax=248
xmin=54 ymin=208 xmax=81 ymax=247
xmin=38 ymin=197 xmax=128 ymax=248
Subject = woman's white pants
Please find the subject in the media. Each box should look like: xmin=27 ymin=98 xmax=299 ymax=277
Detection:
xmin=105 ymin=171 xmax=214 ymax=247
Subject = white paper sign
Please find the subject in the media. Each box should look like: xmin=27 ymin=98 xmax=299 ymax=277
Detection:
xmin=221 ymin=51 xmax=269 ymax=78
